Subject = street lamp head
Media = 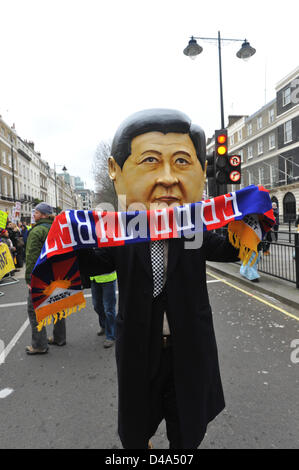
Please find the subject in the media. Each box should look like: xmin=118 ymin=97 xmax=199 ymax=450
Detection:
xmin=183 ymin=37 xmax=203 ymax=60
xmin=236 ymin=40 xmax=256 ymax=60
xmin=62 ymin=166 xmax=67 ymax=172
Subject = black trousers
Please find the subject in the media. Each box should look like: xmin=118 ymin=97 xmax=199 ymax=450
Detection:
xmin=148 ymin=342 xmax=182 ymax=449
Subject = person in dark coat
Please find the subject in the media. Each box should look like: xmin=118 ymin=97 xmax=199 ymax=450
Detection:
xmin=77 ymin=109 xmax=240 ymax=449
xmin=271 ymin=202 xmax=279 ymax=241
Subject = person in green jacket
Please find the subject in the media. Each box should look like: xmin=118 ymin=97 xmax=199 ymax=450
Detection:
xmin=90 ymin=271 xmax=117 ymax=348
xmin=25 ymin=202 xmax=66 ymax=355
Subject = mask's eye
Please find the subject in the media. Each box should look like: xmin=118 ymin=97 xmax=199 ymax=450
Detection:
xmin=141 ymin=156 xmax=159 ymax=163
xmin=175 ymin=157 xmax=189 ymax=165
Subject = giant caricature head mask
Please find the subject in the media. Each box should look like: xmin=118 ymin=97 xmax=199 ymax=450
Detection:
xmin=108 ymin=109 xmax=207 ymax=210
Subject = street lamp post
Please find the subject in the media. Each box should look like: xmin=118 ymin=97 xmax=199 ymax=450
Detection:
xmin=183 ymin=31 xmax=256 ymax=130
xmin=10 ymin=134 xmax=16 ymax=203
xmin=184 ymin=32 xmax=256 ymax=196
xmin=54 ymin=163 xmax=67 ymax=215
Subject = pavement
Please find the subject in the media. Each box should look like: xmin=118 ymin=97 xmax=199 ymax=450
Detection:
xmin=206 ymin=259 xmax=299 ymax=310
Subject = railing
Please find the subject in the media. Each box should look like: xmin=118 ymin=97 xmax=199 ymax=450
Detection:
xmin=217 ymin=227 xmax=299 ymax=288
xmin=258 ymin=233 xmax=298 ymax=286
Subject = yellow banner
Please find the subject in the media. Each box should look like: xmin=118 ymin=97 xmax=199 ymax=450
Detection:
xmin=0 ymin=211 xmax=8 ymax=229
xmin=0 ymin=243 xmax=15 ymax=280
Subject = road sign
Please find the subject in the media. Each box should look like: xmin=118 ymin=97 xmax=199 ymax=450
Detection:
xmin=229 ymin=170 xmax=241 ymax=183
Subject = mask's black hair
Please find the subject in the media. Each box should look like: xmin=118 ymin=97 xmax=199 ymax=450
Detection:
xmin=111 ymin=108 xmax=206 ymax=169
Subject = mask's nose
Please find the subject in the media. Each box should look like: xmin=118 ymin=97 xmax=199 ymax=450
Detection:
xmin=155 ymin=163 xmax=179 ymax=187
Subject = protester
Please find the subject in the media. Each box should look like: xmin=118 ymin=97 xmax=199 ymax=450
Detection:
xmin=0 ymin=228 xmax=16 ymax=259
xmin=272 ymin=202 xmax=279 ymax=241
xmin=90 ymin=271 xmax=117 ymax=348
xmin=19 ymin=222 xmax=28 ymax=262
xmin=7 ymin=222 xmax=24 ymax=268
xmin=25 ymin=202 xmax=66 ymax=355
xmin=76 ymin=109 xmax=242 ymax=449
xmin=262 ymin=228 xmax=275 ymax=256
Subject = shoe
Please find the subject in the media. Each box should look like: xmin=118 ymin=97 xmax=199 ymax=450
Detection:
xmin=103 ymin=339 xmax=114 ymax=349
xmin=263 ymin=251 xmax=270 ymax=256
xmin=48 ymin=337 xmax=66 ymax=346
xmin=26 ymin=345 xmax=48 ymax=355
xmin=97 ymin=327 xmax=105 ymax=336
xmin=250 ymin=278 xmax=260 ymax=282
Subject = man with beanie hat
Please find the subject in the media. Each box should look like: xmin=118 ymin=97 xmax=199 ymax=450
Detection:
xmin=34 ymin=202 xmax=53 ymax=215
xmin=25 ymin=202 xmax=66 ymax=354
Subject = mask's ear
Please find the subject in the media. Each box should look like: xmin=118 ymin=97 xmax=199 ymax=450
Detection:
xmin=108 ymin=156 xmax=118 ymax=181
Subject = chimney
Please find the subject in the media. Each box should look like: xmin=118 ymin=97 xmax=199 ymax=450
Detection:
xmin=227 ymin=115 xmax=247 ymax=127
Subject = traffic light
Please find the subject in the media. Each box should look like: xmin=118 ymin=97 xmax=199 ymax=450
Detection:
xmin=206 ymin=151 xmax=217 ymax=197
xmin=206 ymin=151 xmax=215 ymax=178
xmin=215 ymin=129 xmax=228 ymax=185
xmin=214 ymin=129 xmax=242 ymax=185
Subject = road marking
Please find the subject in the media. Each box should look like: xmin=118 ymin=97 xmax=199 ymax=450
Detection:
xmin=207 ymin=271 xmax=299 ymax=322
xmin=0 ymin=388 xmax=14 ymax=399
xmin=0 ymin=301 xmax=27 ymax=308
xmin=207 ymin=280 xmax=222 ymax=283
xmin=0 ymin=319 xmax=29 ymax=365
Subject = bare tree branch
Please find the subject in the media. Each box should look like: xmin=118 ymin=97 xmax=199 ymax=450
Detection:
xmin=92 ymin=140 xmax=117 ymax=209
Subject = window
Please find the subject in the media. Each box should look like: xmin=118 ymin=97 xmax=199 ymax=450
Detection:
xmin=258 ymin=167 xmax=265 ymax=185
xmin=248 ymin=171 xmax=253 ymax=185
xmin=285 ymin=157 xmax=294 ymax=182
xmin=238 ymin=129 xmax=243 ymax=142
xmin=248 ymin=145 xmax=253 ymax=159
xmin=230 ymin=134 xmax=235 ymax=145
xmin=247 ymin=123 xmax=252 ymax=136
xmin=282 ymin=87 xmax=291 ymax=106
xmin=270 ymin=164 xmax=277 ymax=185
xmin=284 ymin=120 xmax=292 ymax=143
xmin=2 ymin=150 xmax=6 ymax=165
xmin=269 ymin=133 xmax=275 ymax=149
xmin=239 ymin=149 xmax=244 ymax=162
xmin=257 ymin=116 xmax=263 ymax=130
xmin=3 ymin=176 xmax=7 ymax=196
xmin=258 ymin=139 xmax=263 ymax=155
xmin=268 ymin=108 xmax=275 ymax=123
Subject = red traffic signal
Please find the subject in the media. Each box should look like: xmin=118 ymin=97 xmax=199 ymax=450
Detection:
xmin=215 ymin=130 xmax=228 ymax=157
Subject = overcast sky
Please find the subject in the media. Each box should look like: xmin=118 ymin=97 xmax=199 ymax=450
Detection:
xmin=1 ymin=0 xmax=298 ymax=191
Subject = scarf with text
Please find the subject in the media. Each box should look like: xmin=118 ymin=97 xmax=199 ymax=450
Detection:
xmin=32 ymin=185 xmax=275 ymax=330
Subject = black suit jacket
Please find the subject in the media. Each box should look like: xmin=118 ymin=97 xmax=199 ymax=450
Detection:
xmin=77 ymin=231 xmax=239 ymax=448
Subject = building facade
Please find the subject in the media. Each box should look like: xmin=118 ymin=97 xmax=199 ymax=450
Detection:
xmin=0 ymin=118 xmax=19 ymax=215
xmin=207 ymin=66 xmax=299 ymax=222
xmin=0 ymin=115 xmax=85 ymax=222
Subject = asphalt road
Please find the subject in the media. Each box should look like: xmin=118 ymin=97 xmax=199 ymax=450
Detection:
xmin=0 ymin=275 xmax=298 ymax=449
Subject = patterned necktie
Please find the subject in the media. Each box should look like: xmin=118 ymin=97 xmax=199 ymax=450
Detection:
xmin=150 ymin=240 xmax=164 ymax=298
